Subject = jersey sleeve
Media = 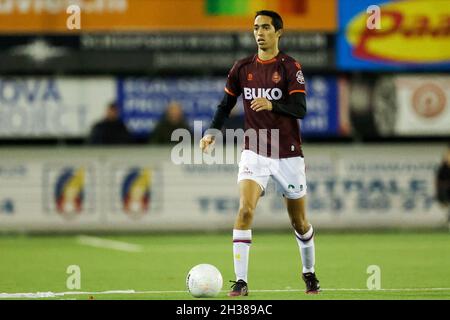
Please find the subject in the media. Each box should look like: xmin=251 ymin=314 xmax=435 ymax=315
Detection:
xmin=224 ymin=61 xmax=242 ymax=97
xmin=286 ymin=60 xmax=306 ymax=95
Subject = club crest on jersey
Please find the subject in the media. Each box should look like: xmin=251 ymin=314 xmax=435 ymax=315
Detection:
xmin=247 ymin=73 xmax=253 ymax=81
xmin=296 ymin=70 xmax=305 ymax=84
xmin=272 ymin=71 xmax=281 ymax=84
xmin=243 ymin=87 xmax=282 ymax=100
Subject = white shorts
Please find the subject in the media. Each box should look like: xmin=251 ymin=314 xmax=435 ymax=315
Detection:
xmin=237 ymin=150 xmax=307 ymax=199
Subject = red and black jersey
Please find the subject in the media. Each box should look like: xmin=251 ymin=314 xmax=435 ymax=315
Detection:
xmin=224 ymin=52 xmax=306 ymax=158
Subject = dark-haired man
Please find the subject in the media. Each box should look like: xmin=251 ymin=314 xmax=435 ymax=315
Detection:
xmin=200 ymin=10 xmax=320 ymax=296
xmin=88 ymin=102 xmax=132 ymax=145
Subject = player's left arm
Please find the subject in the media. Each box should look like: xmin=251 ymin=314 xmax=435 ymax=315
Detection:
xmin=250 ymin=93 xmax=306 ymax=119
xmin=251 ymin=58 xmax=307 ymax=119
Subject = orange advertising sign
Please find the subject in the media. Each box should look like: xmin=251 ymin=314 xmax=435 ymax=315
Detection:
xmin=0 ymin=0 xmax=336 ymax=33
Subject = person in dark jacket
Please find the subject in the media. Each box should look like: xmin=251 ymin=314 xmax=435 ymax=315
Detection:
xmin=150 ymin=101 xmax=193 ymax=144
xmin=436 ymin=146 xmax=450 ymax=204
xmin=436 ymin=145 xmax=450 ymax=224
xmin=88 ymin=102 xmax=132 ymax=145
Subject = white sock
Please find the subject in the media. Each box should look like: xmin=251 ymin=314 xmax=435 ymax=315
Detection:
xmin=233 ymin=229 xmax=252 ymax=283
xmin=294 ymin=225 xmax=315 ymax=274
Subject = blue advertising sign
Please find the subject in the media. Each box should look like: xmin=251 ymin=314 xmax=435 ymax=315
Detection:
xmin=301 ymin=77 xmax=339 ymax=136
xmin=117 ymin=78 xmax=224 ymax=138
xmin=337 ymin=0 xmax=450 ymax=70
xmin=117 ymin=76 xmax=340 ymax=138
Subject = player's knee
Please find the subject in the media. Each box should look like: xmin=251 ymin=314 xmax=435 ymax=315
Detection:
xmin=238 ymin=203 xmax=255 ymax=224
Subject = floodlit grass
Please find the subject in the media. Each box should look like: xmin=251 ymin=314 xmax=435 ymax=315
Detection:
xmin=0 ymin=232 xmax=449 ymax=300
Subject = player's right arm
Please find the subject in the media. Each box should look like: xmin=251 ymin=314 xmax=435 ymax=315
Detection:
xmin=200 ymin=61 xmax=241 ymax=153
xmin=200 ymin=92 xmax=238 ymax=153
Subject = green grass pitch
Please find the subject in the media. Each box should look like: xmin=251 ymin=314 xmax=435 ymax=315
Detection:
xmin=0 ymin=231 xmax=449 ymax=300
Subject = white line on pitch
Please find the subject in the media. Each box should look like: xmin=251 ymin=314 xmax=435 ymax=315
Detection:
xmin=252 ymin=288 xmax=450 ymax=292
xmin=2 ymin=288 xmax=450 ymax=299
xmin=0 ymin=290 xmax=137 ymax=299
xmin=76 ymin=236 xmax=143 ymax=252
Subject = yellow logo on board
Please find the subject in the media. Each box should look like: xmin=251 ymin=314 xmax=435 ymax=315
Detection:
xmin=346 ymin=1 xmax=450 ymax=64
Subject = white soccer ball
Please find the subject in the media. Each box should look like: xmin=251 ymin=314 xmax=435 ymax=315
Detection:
xmin=186 ymin=264 xmax=223 ymax=298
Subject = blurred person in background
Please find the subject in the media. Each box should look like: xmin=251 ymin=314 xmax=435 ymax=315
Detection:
xmin=88 ymin=102 xmax=133 ymax=145
xmin=436 ymin=145 xmax=450 ymax=225
xmin=150 ymin=100 xmax=193 ymax=144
